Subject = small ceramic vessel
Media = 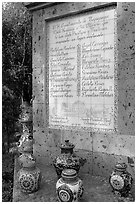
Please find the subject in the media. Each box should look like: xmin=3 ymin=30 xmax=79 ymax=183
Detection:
xmin=17 ymin=153 xmax=41 ymax=193
xmin=56 ymin=169 xmax=84 ymax=202
xmin=53 ymin=140 xmax=86 ymax=178
xmin=109 ymin=162 xmax=133 ymax=197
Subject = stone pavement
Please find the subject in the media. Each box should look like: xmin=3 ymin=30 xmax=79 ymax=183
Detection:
xmin=13 ymin=157 xmax=134 ymax=202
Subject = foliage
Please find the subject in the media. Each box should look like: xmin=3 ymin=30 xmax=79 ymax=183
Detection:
xmin=2 ymin=153 xmax=14 ymax=202
xmin=2 ymin=2 xmax=32 ymax=100
xmin=2 ymin=2 xmax=32 ymax=152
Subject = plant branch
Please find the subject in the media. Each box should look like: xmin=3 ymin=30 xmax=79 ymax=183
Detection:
xmin=21 ymin=25 xmax=26 ymax=68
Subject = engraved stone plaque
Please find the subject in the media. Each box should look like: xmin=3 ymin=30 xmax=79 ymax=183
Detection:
xmin=47 ymin=7 xmax=117 ymax=131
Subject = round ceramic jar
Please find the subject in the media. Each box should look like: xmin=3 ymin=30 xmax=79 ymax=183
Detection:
xmin=109 ymin=162 xmax=133 ymax=197
xmin=18 ymin=166 xmax=41 ymax=193
xmin=56 ymin=169 xmax=84 ymax=202
xmin=17 ymin=153 xmax=41 ymax=193
xmin=53 ymin=140 xmax=86 ymax=178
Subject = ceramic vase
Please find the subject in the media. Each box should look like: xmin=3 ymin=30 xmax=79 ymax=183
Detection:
xmin=109 ymin=162 xmax=133 ymax=197
xmin=17 ymin=101 xmax=41 ymax=193
xmin=53 ymin=140 xmax=86 ymax=178
xmin=18 ymin=134 xmax=34 ymax=155
xmin=17 ymin=153 xmax=41 ymax=193
xmin=56 ymin=169 xmax=84 ymax=202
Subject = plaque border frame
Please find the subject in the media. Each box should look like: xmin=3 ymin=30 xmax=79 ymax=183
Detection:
xmin=45 ymin=4 xmax=118 ymax=133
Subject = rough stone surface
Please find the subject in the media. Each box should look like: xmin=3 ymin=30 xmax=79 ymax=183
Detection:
xmin=92 ymin=152 xmax=135 ymax=179
xmin=31 ymin=1 xmax=135 ymax=178
xmin=93 ymin=133 xmax=135 ymax=157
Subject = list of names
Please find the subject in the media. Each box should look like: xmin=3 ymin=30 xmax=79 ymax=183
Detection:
xmin=48 ymin=8 xmax=116 ymax=131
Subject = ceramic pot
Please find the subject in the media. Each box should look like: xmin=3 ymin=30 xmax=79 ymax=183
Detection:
xmin=18 ymin=134 xmax=34 ymax=154
xmin=18 ymin=152 xmax=36 ymax=167
xmin=18 ymin=101 xmax=33 ymax=139
xmin=17 ymin=153 xmax=41 ymax=193
xmin=56 ymin=169 xmax=84 ymax=202
xmin=17 ymin=101 xmax=41 ymax=193
xmin=18 ymin=101 xmax=33 ymax=154
xmin=53 ymin=140 xmax=86 ymax=178
xmin=17 ymin=166 xmax=41 ymax=194
xmin=109 ymin=162 xmax=133 ymax=197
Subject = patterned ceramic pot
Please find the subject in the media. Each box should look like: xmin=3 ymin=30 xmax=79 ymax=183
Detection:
xmin=109 ymin=162 xmax=133 ymax=197
xmin=53 ymin=140 xmax=86 ymax=178
xmin=17 ymin=101 xmax=41 ymax=194
xmin=17 ymin=166 xmax=41 ymax=194
xmin=56 ymin=169 xmax=84 ymax=202
xmin=18 ymin=134 xmax=34 ymax=154
xmin=17 ymin=152 xmax=41 ymax=193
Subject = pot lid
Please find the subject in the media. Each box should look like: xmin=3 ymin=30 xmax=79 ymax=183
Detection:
xmin=60 ymin=140 xmax=75 ymax=149
xmin=115 ymin=162 xmax=127 ymax=170
xmin=62 ymin=169 xmax=77 ymax=179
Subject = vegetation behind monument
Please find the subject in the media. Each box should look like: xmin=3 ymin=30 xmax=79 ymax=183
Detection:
xmin=2 ymin=3 xmax=32 ymax=201
xmin=2 ymin=2 xmax=32 ymax=153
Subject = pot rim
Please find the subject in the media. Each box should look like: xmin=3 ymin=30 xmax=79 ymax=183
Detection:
xmin=60 ymin=140 xmax=75 ymax=149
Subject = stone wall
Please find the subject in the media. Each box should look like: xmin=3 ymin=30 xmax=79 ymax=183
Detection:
xmin=31 ymin=2 xmax=135 ymax=178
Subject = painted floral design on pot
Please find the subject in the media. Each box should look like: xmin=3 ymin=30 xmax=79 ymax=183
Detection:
xmin=18 ymin=166 xmax=41 ymax=194
xmin=109 ymin=162 xmax=133 ymax=197
xmin=56 ymin=169 xmax=84 ymax=202
xmin=53 ymin=140 xmax=86 ymax=178
xmin=17 ymin=153 xmax=41 ymax=194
